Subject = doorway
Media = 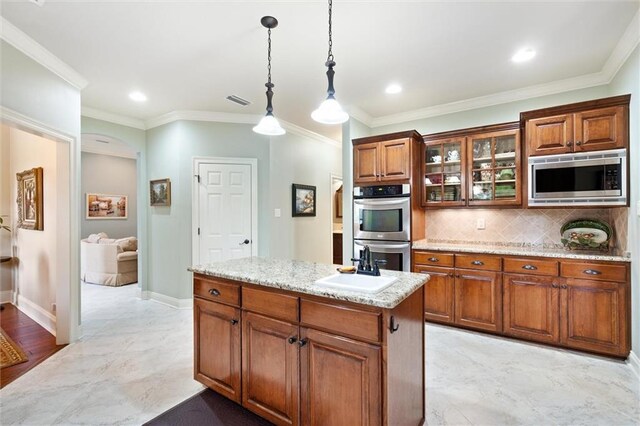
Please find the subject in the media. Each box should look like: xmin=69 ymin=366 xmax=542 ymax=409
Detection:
xmin=192 ymin=157 xmax=258 ymax=265
xmin=330 ymin=175 xmax=343 ymax=265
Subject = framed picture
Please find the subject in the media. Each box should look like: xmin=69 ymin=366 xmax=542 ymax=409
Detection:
xmin=150 ymin=178 xmax=171 ymax=206
xmin=292 ymin=184 xmax=316 ymax=217
xmin=86 ymin=194 xmax=128 ymax=219
xmin=16 ymin=167 xmax=44 ymax=231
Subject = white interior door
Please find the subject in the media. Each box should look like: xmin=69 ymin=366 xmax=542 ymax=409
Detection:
xmin=197 ymin=162 xmax=254 ymax=264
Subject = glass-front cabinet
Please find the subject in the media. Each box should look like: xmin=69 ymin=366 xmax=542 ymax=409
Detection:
xmin=424 ymin=138 xmax=465 ymax=207
xmin=422 ymin=123 xmax=521 ymax=208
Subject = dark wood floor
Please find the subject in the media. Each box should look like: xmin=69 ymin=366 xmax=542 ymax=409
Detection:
xmin=1 ymin=303 xmax=66 ymax=388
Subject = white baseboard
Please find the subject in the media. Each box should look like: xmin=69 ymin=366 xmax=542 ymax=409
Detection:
xmin=628 ymin=351 xmax=640 ymax=378
xmin=145 ymin=291 xmax=192 ymax=310
xmin=0 ymin=290 xmax=13 ymax=304
xmin=16 ymin=294 xmax=57 ymax=336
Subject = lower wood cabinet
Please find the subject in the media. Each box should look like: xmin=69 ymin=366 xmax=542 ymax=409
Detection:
xmin=300 ymin=328 xmax=381 ymax=426
xmin=242 ymin=311 xmax=299 ymax=426
xmin=414 ymin=250 xmax=630 ymax=358
xmin=193 ymin=297 xmax=241 ymax=402
xmin=503 ymin=274 xmax=560 ymax=344
xmin=455 ymin=269 xmax=502 ymax=333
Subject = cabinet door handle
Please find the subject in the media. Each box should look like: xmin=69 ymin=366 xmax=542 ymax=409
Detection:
xmin=287 ymin=336 xmax=298 ymax=344
xmin=428 ymin=257 xmax=439 ymax=262
xmin=522 ymin=264 xmax=538 ymax=270
xmin=390 ymin=316 xmax=400 ymax=333
xmin=551 ymin=283 xmax=558 ymax=288
xmin=471 ymin=260 xmax=484 ymax=266
xmin=455 ymin=274 xmax=460 ymax=279
xmin=448 ymin=272 xmax=454 ymax=278
xmin=575 ymin=141 xmax=582 ymax=146
xmin=561 ymin=284 xmax=568 ymax=289
xmin=230 ymin=319 xmax=238 ymax=325
xmin=209 ymin=288 xmax=221 ymax=297
xmin=566 ymin=141 xmax=573 ymax=147
xmin=583 ymin=269 xmax=602 ymax=275
xmin=298 ymin=339 xmax=308 ymax=347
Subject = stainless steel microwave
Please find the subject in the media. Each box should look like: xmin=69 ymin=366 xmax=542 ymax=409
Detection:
xmin=528 ymin=149 xmax=627 ymax=206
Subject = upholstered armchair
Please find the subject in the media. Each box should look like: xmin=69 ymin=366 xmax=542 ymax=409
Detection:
xmin=80 ymin=234 xmax=138 ymax=286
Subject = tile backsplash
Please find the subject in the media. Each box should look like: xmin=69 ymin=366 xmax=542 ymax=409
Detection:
xmin=425 ymin=208 xmax=628 ymax=252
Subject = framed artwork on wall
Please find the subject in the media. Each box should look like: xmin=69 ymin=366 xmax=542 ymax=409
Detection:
xmin=150 ymin=178 xmax=171 ymax=206
xmin=86 ymin=194 xmax=128 ymax=219
xmin=292 ymin=183 xmax=316 ymax=217
xmin=16 ymin=167 xmax=44 ymax=231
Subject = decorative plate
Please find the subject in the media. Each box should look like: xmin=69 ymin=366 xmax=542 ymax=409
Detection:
xmin=560 ymin=219 xmax=612 ymax=251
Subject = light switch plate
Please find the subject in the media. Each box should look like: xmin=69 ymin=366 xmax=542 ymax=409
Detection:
xmin=274 ymin=208 xmax=281 ymax=218
xmin=476 ymin=218 xmax=486 ymax=230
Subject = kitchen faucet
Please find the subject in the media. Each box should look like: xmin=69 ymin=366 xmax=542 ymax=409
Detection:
xmin=351 ymin=245 xmax=387 ymax=276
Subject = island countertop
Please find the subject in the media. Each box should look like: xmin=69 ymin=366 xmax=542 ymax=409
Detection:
xmin=189 ymin=257 xmax=429 ymax=309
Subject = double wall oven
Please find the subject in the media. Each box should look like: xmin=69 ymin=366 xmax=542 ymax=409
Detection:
xmin=353 ymin=184 xmax=411 ymax=272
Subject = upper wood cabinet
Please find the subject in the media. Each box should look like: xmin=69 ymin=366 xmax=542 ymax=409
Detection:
xmin=422 ymin=122 xmax=521 ymax=208
xmin=522 ymin=95 xmax=629 ymax=157
xmin=353 ymin=131 xmax=422 ymax=186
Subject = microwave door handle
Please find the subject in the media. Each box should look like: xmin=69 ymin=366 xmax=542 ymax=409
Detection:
xmin=353 ymin=199 xmax=409 ymax=206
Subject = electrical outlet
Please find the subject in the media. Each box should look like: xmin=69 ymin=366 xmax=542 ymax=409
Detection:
xmin=274 ymin=208 xmax=281 ymax=218
xmin=476 ymin=218 xmax=486 ymax=230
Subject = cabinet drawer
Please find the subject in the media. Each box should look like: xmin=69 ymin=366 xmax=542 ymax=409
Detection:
xmin=503 ymin=258 xmax=558 ymax=276
xmin=414 ymin=251 xmax=454 ymax=267
xmin=560 ymin=262 xmax=627 ymax=283
xmin=242 ymin=286 xmax=299 ymax=323
xmin=194 ymin=275 xmax=241 ymax=306
xmin=455 ymin=254 xmax=501 ymax=271
xmin=300 ymin=299 xmax=381 ymax=343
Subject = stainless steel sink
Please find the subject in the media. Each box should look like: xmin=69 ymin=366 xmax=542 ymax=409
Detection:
xmin=314 ymin=273 xmax=398 ymax=294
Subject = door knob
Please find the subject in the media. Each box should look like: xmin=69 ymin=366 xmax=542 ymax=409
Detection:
xmin=239 ymin=239 xmax=250 ymax=245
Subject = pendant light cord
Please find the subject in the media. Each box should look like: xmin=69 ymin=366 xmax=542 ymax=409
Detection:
xmin=327 ymin=0 xmax=334 ymax=62
xmin=267 ymin=27 xmax=272 ymax=84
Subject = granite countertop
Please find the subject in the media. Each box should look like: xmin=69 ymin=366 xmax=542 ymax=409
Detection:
xmin=189 ymin=257 xmax=429 ymax=309
xmin=412 ymin=240 xmax=631 ymax=263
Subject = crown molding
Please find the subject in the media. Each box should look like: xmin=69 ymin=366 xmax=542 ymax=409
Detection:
xmin=81 ymin=143 xmax=138 ymax=160
xmin=280 ymin=120 xmax=341 ymax=148
xmin=81 ymin=106 xmax=146 ymax=130
xmin=347 ymin=106 xmax=373 ymax=128
xmin=145 ymin=110 xmax=260 ymax=130
xmin=0 ymin=16 xmax=88 ymax=90
xmin=601 ymin=9 xmax=640 ymax=82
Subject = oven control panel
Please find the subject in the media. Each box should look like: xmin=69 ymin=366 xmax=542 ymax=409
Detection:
xmin=355 ymin=184 xmax=410 ymax=198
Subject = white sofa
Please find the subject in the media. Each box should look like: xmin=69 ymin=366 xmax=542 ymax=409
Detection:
xmin=81 ymin=233 xmax=138 ymax=286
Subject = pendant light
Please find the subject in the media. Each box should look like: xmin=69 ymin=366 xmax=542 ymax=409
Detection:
xmin=311 ymin=0 xmax=349 ymax=125
xmin=253 ymin=16 xmax=286 ymax=136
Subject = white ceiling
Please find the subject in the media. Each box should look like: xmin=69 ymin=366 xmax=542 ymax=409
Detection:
xmin=1 ymin=1 xmax=638 ymax=141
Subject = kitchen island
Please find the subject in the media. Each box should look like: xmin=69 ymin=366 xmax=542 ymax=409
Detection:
xmin=190 ymin=257 xmax=429 ymax=426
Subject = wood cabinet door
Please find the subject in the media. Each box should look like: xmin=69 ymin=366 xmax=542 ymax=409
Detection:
xmin=560 ymin=278 xmax=629 ymax=357
xmin=379 ymin=138 xmax=410 ymax=182
xmin=526 ymin=114 xmax=573 ymax=156
xmin=414 ymin=265 xmax=454 ymax=324
xmin=454 ymin=269 xmax=502 ymax=333
xmin=300 ymin=328 xmax=381 ymax=426
xmin=194 ymin=298 xmax=241 ymax=402
xmin=242 ymin=312 xmax=299 ymax=426
xmin=574 ymin=106 xmax=627 ymax=152
xmin=503 ymin=274 xmax=560 ymax=344
xmin=354 ymin=142 xmax=379 ymax=185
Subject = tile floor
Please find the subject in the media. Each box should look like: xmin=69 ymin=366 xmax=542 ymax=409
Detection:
xmin=1 ymin=283 xmax=638 ymax=425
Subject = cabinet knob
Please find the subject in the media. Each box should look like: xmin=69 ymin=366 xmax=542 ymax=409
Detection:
xmin=230 ymin=319 xmax=239 ymax=325
xmin=298 ymin=339 xmax=308 ymax=347
xmin=455 ymin=274 xmax=460 ymax=278
xmin=551 ymin=283 xmax=558 ymax=288
xmin=428 ymin=257 xmax=439 ymax=262
xmin=583 ymin=269 xmax=602 ymax=276
xmin=288 ymin=336 xmax=298 ymax=344
xmin=448 ymin=272 xmax=454 ymax=278
xmin=471 ymin=260 xmax=484 ymax=266
xmin=209 ymin=288 xmax=221 ymax=297
xmin=566 ymin=141 xmax=573 ymax=147
xmin=522 ymin=264 xmax=538 ymax=270
xmin=575 ymin=141 xmax=582 ymax=146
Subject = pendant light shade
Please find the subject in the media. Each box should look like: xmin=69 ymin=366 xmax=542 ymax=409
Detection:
xmin=254 ymin=16 xmax=285 ymax=136
xmin=312 ymin=0 xmax=349 ymax=125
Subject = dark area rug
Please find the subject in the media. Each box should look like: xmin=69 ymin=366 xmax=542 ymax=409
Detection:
xmin=144 ymin=389 xmax=274 ymax=426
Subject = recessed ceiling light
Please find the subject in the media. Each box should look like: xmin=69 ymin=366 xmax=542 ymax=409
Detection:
xmin=512 ymin=48 xmax=536 ymax=63
xmin=129 ymin=91 xmax=147 ymax=102
xmin=385 ymin=83 xmax=402 ymax=94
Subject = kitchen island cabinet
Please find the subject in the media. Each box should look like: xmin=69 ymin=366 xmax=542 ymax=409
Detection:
xmin=191 ymin=257 xmax=429 ymax=426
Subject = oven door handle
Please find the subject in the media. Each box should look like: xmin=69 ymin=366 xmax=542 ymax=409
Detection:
xmin=354 ymin=199 xmax=409 ymax=206
xmin=354 ymin=241 xmax=411 ymax=250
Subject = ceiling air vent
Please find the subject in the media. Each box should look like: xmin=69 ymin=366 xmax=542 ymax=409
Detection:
xmin=95 ymin=140 xmax=110 ymax=144
xmin=226 ymin=95 xmax=251 ymax=107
